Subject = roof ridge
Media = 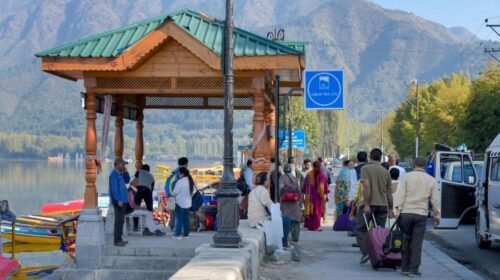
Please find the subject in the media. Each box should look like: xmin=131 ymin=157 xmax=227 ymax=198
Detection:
xmin=35 ymin=9 xmax=305 ymax=58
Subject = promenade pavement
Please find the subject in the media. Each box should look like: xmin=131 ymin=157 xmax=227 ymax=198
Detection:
xmin=260 ymin=220 xmax=484 ymax=280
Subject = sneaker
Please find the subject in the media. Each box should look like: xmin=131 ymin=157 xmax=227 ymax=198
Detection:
xmin=114 ymin=240 xmax=127 ymax=247
xmin=172 ymin=235 xmax=182 ymax=240
xmin=155 ymin=230 xmax=166 ymax=236
xmin=143 ymin=228 xmax=154 ymax=236
xmin=183 ymin=235 xmax=190 ymax=239
xmin=359 ymin=255 xmax=370 ymax=264
xmin=408 ymin=272 xmax=422 ymax=278
xmin=401 ymin=271 xmax=410 ymax=276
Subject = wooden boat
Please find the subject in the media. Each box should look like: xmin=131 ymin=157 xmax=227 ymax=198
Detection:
xmin=13 ymin=265 xmax=59 ymax=280
xmin=0 ymin=256 xmax=20 ymax=279
xmin=1 ymin=223 xmax=60 ymax=245
xmin=40 ymin=199 xmax=83 ymax=215
xmin=2 ymin=242 xmax=60 ymax=253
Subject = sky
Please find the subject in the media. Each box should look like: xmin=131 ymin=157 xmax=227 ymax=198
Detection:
xmin=371 ymin=0 xmax=500 ymax=41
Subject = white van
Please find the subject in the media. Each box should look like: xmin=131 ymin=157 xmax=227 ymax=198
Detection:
xmin=475 ymin=134 xmax=500 ymax=249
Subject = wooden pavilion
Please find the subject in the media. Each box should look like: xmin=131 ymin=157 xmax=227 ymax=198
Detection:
xmin=36 ymin=9 xmax=305 ymax=211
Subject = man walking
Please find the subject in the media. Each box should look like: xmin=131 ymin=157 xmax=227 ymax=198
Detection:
xmin=355 ymin=148 xmax=393 ymax=264
xmin=394 ymin=157 xmax=441 ymax=278
xmin=109 ymin=158 xmax=130 ymax=247
xmin=354 ymin=151 xmax=368 ymax=180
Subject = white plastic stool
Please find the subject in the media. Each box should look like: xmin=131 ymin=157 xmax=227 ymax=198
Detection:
xmin=125 ymin=213 xmax=145 ymax=236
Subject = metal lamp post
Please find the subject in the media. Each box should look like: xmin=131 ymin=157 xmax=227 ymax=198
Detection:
xmin=414 ymin=80 xmax=420 ymax=158
xmin=213 ymin=0 xmax=242 ymax=248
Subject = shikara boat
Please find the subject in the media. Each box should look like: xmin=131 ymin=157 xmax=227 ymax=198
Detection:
xmin=40 ymin=199 xmax=83 ymax=216
xmin=0 ymin=256 xmax=20 ymax=279
xmin=1 ymin=223 xmax=60 ymax=244
xmin=2 ymin=242 xmax=60 ymax=253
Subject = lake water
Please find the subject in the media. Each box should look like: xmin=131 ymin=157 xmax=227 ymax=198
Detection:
xmin=0 ymin=159 xmax=217 ymax=216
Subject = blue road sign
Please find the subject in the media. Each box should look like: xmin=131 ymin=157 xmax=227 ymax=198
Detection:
xmin=278 ymin=130 xmax=306 ymax=150
xmin=304 ymin=69 xmax=344 ymax=110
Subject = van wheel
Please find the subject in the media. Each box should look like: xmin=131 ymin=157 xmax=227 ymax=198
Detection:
xmin=475 ymin=215 xmax=491 ymax=249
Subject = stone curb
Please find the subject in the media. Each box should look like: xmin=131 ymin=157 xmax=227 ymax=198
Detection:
xmin=169 ymin=220 xmax=265 ymax=280
xmin=423 ymin=241 xmax=484 ymax=280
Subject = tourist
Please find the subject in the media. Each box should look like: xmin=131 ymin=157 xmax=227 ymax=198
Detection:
xmin=354 ymin=148 xmax=393 ymax=264
xmin=171 ymin=167 xmax=194 ymax=239
xmin=279 ymin=164 xmax=301 ymax=248
xmin=354 ymin=151 xmax=368 ymax=180
xmin=248 ymin=172 xmax=274 ymax=228
xmin=302 ymin=161 xmax=330 ymax=231
xmin=301 ymin=159 xmax=313 ymax=187
xmin=334 ymin=160 xmax=353 ymax=221
xmin=131 ymin=164 xmax=155 ymax=212
xmin=243 ymin=159 xmax=254 ymax=191
xmin=394 ymin=157 xmax=441 ymax=277
xmin=390 ymin=168 xmax=400 ymax=195
xmin=269 ymin=158 xmax=283 ymax=202
xmin=109 ymin=158 xmax=130 ymax=247
xmin=165 ymin=157 xmax=189 ymax=231
xmin=317 ymin=157 xmax=332 ymax=185
xmin=388 ymin=155 xmax=406 ymax=180
xmin=127 ymin=186 xmax=166 ymax=236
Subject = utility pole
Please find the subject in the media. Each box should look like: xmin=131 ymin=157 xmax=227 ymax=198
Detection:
xmin=376 ymin=109 xmax=384 ymax=154
xmin=414 ymin=80 xmax=420 ymax=158
xmin=213 ymin=0 xmax=241 ymax=248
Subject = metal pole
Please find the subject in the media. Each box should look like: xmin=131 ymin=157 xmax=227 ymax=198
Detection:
xmin=213 ymin=0 xmax=241 ymax=248
xmin=288 ymin=114 xmax=292 ymax=160
xmin=415 ymin=82 xmax=420 ymax=158
xmin=274 ymin=75 xmax=280 ymax=203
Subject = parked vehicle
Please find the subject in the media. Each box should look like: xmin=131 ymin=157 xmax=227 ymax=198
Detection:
xmin=475 ymin=134 xmax=500 ymax=249
xmin=433 ymin=147 xmax=479 ymax=229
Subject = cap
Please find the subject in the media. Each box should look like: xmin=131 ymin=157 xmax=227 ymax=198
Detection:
xmin=114 ymin=158 xmax=128 ymax=165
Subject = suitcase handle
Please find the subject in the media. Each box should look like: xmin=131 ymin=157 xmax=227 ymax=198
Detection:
xmin=362 ymin=212 xmax=378 ymax=230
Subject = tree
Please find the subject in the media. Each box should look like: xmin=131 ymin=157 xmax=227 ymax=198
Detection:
xmin=288 ymin=97 xmax=320 ymax=154
xmin=461 ymin=63 xmax=500 ymax=151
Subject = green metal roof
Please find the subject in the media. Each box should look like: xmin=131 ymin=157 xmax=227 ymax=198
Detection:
xmin=35 ymin=9 xmax=304 ymax=58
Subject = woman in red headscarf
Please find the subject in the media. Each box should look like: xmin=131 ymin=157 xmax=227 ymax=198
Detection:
xmin=302 ymin=161 xmax=330 ymax=231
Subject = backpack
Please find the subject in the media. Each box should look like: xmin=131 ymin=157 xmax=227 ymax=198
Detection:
xmin=164 ymin=170 xmax=179 ymax=197
xmin=236 ymin=173 xmax=250 ymax=195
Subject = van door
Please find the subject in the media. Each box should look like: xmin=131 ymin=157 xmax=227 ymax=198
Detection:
xmin=488 ymin=155 xmax=500 ymax=236
xmin=435 ymin=152 xmax=477 ymax=229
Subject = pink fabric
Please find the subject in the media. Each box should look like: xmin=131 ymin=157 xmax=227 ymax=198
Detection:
xmin=302 ymin=171 xmax=330 ymax=231
xmin=128 ymin=190 xmax=140 ymax=209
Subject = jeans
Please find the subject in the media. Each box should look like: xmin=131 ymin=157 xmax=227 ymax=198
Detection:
xmin=399 ymin=213 xmax=427 ymax=274
xmin=135 ymin=186 xmax=153 ymax=212
xmin=354 ymin=205 xmax=388 ymax=256
xmin=174 ymin=205 xmax=190 ymax=237
xmin=282 ymin=216 xmax=291 ymax=247
xmin=113 ymin=204 xmax=126 ymax=244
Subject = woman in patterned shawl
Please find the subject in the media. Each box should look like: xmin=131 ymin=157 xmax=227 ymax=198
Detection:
xmin=334 ymin=160 xmax=354 ymax=221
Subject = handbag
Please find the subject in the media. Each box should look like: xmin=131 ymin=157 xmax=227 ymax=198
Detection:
xmin=383 ymin=217 xmax=406 ymax=254
xmin=333 ymin=205 xmax=355 ymax=231
xmin=190 ymin=187 xmax=204 ymax=212
xmin=280 ymin=185 xmax=300 ymax=202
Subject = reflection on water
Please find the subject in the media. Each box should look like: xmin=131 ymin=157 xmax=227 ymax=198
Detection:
xmin=0 ymin=159 xmax=216 ymax=216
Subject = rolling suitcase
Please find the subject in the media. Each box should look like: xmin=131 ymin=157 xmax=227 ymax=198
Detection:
xmin=364 ymin=213 xmax=401 ymax=270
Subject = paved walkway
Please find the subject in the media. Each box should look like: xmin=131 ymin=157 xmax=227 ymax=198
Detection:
xmin=259 ymin=222 xmax=484 ymax=280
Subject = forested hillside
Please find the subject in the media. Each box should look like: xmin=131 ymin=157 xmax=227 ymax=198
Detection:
xmin=0 ymin=0 xmax=495 ymax=159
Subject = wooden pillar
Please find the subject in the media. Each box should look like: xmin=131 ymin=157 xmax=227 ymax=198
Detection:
xmin=135 ymin=108 xmax=144 ymax=171
xmin=251 ymin=77 xmax=271 ymax=177
xmin=84 ymin=92 xmax=98 ymax=209
xmin=114 ymin=96 xmax=124 ymax=159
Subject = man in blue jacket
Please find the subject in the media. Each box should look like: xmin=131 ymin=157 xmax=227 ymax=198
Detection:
xmin=109 ymin=158 xmax=130 ymax=247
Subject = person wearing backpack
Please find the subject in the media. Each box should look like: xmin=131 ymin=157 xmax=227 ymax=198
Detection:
xmin=165 ymin=157 xmax=189 ymax=231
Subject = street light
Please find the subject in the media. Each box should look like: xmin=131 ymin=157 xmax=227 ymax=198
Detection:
xmin=213 ymin=0 xmax=242 ymax=248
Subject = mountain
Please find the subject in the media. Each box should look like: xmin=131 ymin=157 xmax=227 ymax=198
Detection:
xmin=0 ymin=0 xmax=495 ymax=155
